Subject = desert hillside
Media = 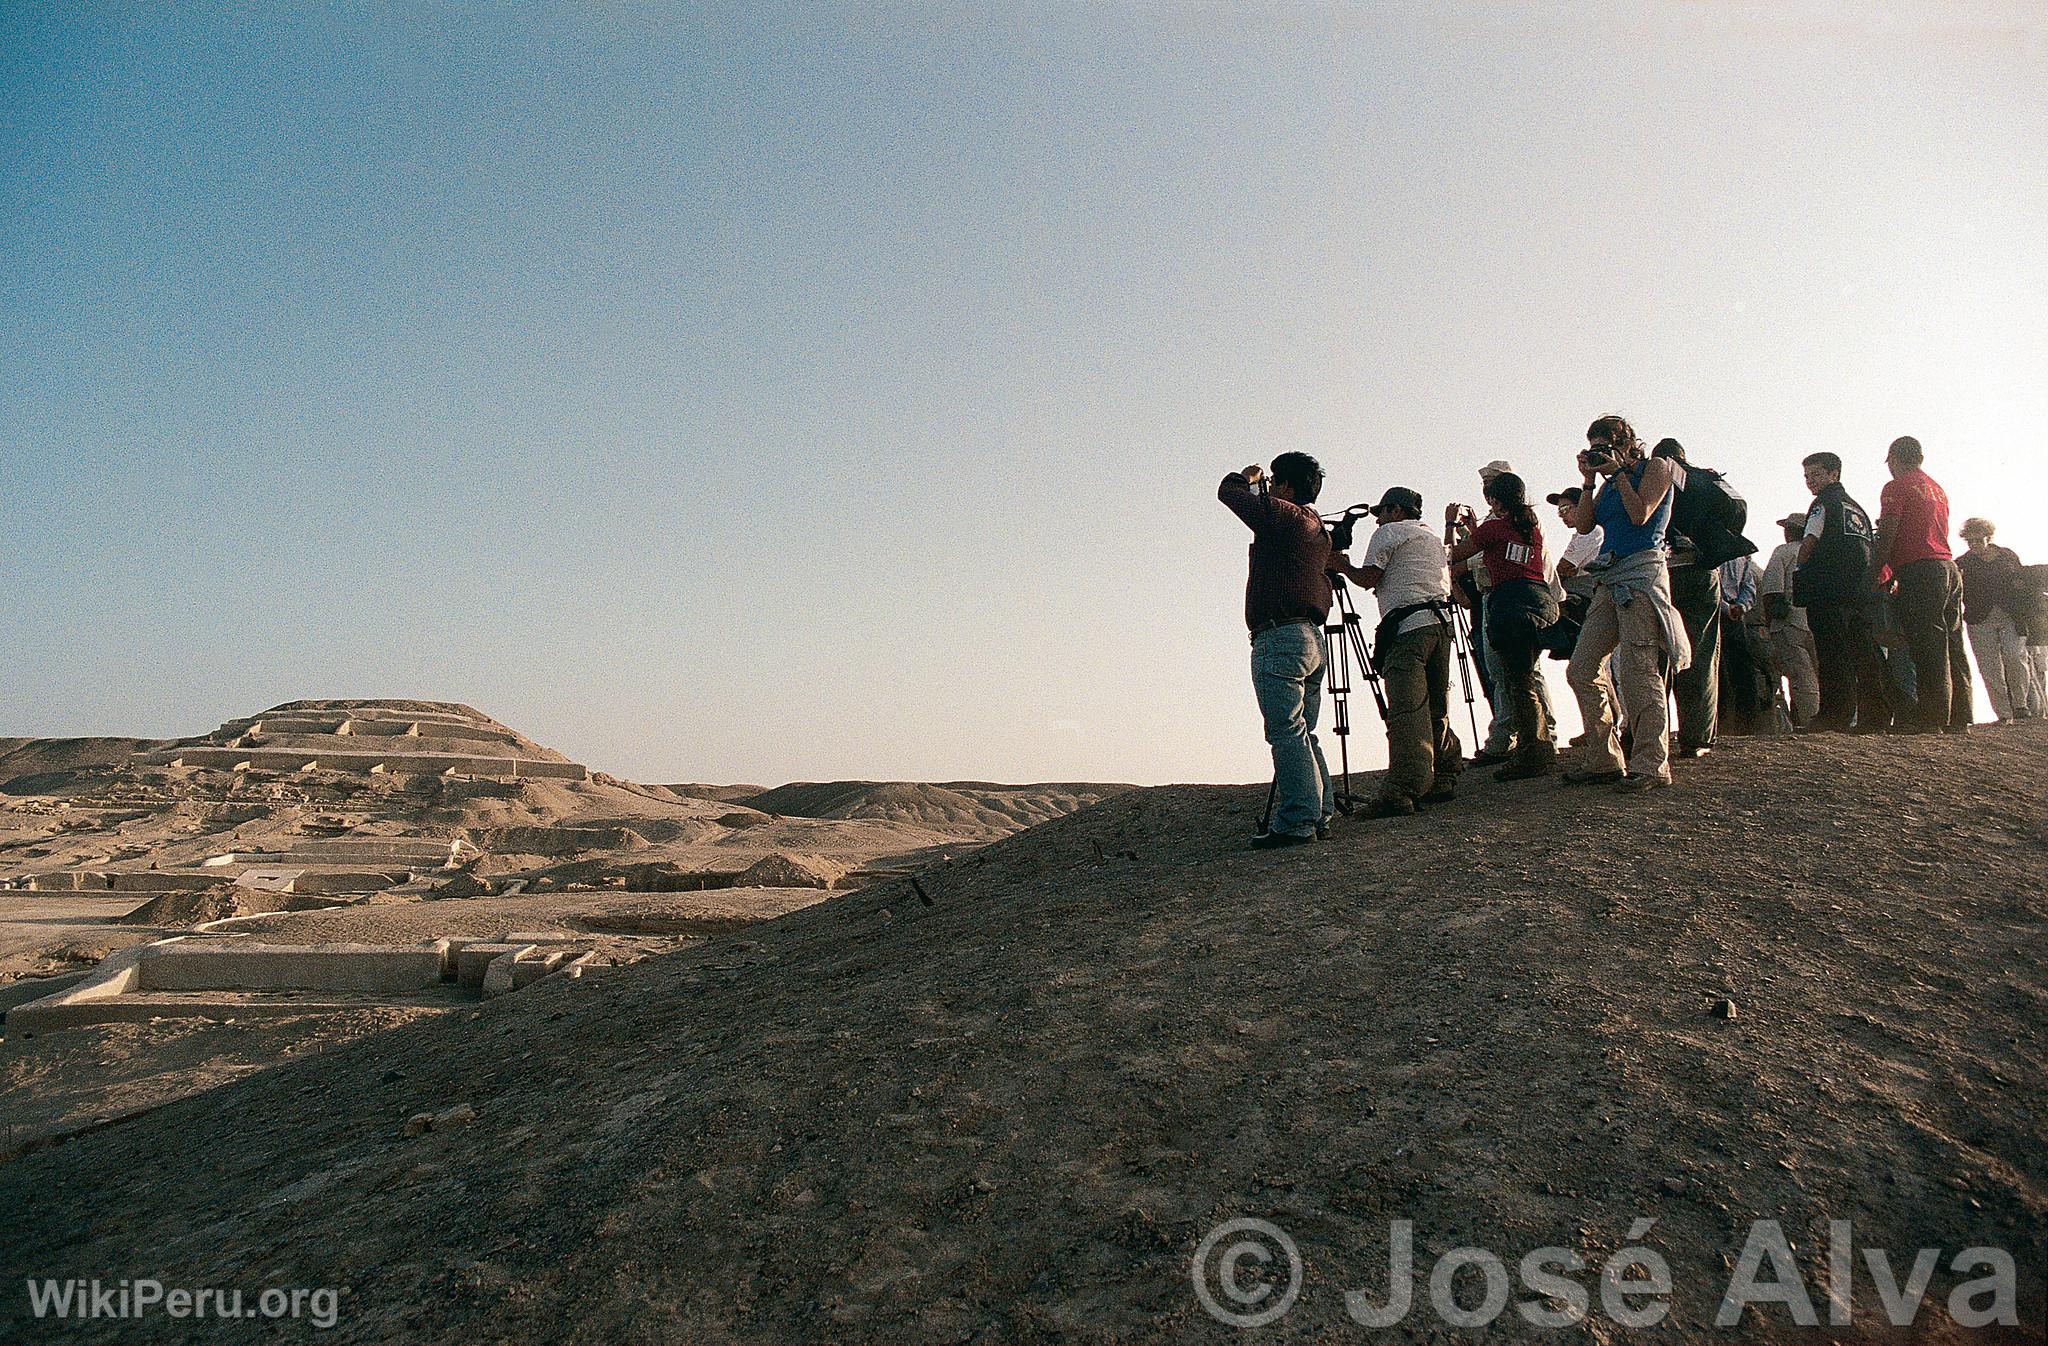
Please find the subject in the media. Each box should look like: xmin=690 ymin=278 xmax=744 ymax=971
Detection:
xmin=0 ymin=727 xmax=2042 ymax=1342
xmin=743 ymin=779 xmax=1136 ymax=835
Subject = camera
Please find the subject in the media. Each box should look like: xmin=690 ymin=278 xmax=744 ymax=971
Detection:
xmin=1322 ymin=504 xmax=1374 ymax=552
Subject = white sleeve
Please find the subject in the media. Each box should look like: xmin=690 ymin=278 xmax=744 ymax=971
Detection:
xmin=1804 ymin=506 xmax=1824 ymax=539
xmin=1362 ymin=524 xmax=1397 ymax=571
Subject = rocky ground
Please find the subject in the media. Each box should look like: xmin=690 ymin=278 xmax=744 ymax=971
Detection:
xmin=0 ymin=725 xmax=2042 ymax=1342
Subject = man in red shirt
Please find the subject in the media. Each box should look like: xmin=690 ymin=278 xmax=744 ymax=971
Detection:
xmin=1219 ymin=454 xmax=1336 ymax=848
xmin=1876 ymin=436 xmax=1974 ymax=732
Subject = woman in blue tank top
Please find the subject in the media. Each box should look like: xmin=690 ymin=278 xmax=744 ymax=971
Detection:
xmin=1561 ymin=414 xmax=1688 ymax=790
xmin=1594 ymin=455 xmax=1674 ymax=561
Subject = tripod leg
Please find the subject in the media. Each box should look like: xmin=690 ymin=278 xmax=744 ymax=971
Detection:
xmin=1451 ymin=609 xmax=1482 ymax=744
xmin=1260 ymin=777 xmax=1275 ymax=833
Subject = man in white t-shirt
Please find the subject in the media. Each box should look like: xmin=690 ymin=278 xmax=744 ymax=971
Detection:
xmin=1759 ymin=513 xmax=1819 ymax=727
xmin=1328 ymin=486 xmax=1460 ymax=818
xmin=1548 ymin=486 xmax=1614 ymax=738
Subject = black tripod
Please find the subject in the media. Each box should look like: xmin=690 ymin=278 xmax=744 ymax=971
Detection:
xmin=1445 ymin=599 xmax=1485 ymax=744
xmin=1260 ymin=578 xmax=1388 ymax=831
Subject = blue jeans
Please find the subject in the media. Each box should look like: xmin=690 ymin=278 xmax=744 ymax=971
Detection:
xmin=1252 ymin=622 xmax=1335 ymax=837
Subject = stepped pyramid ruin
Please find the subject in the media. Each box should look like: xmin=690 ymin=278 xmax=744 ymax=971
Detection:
xmin=146 ymin=698 xmax=589 ymax=781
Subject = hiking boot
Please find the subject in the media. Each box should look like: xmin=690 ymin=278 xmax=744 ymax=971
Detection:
xmin=1356 ymin=796 xmax=1418 ymax=820
xmin=1419 ymin=781 xmax=1458 ymax=806
xmin=1249 ymin=830 xmax=1316 ymax=850
xmin=1561 ymin=767 xmax=1626 ymax=786
xmin=1614 ymin=772 xmax=1673 ymax=792
xmin=1495 ymin=757 xmax=1557 ymax=782
xmin=1469 ymin=748 xmax=1512 ymax=767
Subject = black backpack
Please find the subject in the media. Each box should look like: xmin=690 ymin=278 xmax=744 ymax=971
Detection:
xmin=1670 ymin=464 xmax=1755 ymax=567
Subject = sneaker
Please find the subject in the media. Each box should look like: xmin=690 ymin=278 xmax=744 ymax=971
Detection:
xmin=1561 ymin=767 xmax=1626 ymax=786
xmin=1942 ymin=724 xmax=1971 ymax=736
xmin=1315 ymin=821 xmax=1332 ymax=841
xmin=1419 ymin=782 xmax=1458 ymax=805
xmin=1356 ymin=796 xmax=1417 ymax=820
xmin=1676 ymin=745 xmax=1712 ymax=759
xmin=1249 ymin=830 xmax=1316 ymax=850
xmin=1495 ymin=757 xmax=1557 ymax=782
xmin=1614 ymin=772 xmax=1673 ymax=792
xmin=1469 ymin=748 xmax=1512 ymax=767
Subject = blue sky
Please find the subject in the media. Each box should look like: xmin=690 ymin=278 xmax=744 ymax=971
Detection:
xmin=5 ymin=3 xmax=2044 ymax=784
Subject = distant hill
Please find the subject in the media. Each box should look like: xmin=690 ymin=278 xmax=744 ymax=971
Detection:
xmin=0 ymin=737 xmax=167 ymax=789
xmin=743 ymin=780 xmax=1137 ymax=837
xmin=659 ymin=783 xmax=770 ymax=804
xmin=5 ymin=727 xmax=2040 ymax=1341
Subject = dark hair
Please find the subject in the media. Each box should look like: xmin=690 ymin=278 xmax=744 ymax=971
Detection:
xmin=1269 ymin=452 xmax=1324 ymax=503
xmin=1802 ymin=451 xmax=1842 ymax=475
xmin=1888 ymin=436 xmax=1924 ymax=467
xmin=1587 ymin=414 xmax=1641 ymax=458
xmin=1484 ymin=471 xmax=1540 ymax=540
xmin=1650 ymin=437 xmax=1686 ymax=462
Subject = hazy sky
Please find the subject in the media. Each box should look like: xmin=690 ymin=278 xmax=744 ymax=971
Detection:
xmin=5 ymin=2 xmax=2044 ymax=786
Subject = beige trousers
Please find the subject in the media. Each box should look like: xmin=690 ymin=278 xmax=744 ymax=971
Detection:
xmin=1567 ymin=579 xmax=1674 ymax=780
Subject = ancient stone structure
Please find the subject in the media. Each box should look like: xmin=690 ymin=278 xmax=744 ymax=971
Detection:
xmin=142 ymin=699 xmax=588 ymax=781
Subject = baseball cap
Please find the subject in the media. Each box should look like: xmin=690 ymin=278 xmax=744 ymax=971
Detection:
xmin=1776 ymin=513 xmax=1808 ymax=530
xmin=1546 ymin=486 xmax=1584 ymax=505
xmin=1368 ymin=486 xmax=1424 ymax=516
xmin=1478 ymin=460 xmax=1512 ymax=481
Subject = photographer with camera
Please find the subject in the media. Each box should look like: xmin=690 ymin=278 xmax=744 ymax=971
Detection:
xmin=1447 ymin=472 xmax=1559 ymax=779
xmin=1219 ymin=454 xmax=1337 ymax=849
xmin=1562 ymin=415 xmax=1692 ymax=790
xmin=1327 ymin=487 xmax=1461 ymax=819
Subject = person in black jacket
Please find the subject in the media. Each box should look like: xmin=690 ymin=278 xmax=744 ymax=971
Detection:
xmin=1795 ymin=452 xmax=1888 ymax=732
xmin=1652 ymin=439 xmax=1726 ymax=757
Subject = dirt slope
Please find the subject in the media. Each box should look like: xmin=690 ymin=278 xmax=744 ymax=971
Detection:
xmin=1 ymin=728 xmax=2042 ymax=1343
xmin=746 ymin=780 xmax=1137 ymax=837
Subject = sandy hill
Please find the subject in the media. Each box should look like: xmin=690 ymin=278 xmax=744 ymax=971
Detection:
xmin=1 ymin=728 xmax=2042 ymax=1342
xmin=746 ymin=780 xmax=1137 ymax=837
xmin=0 ymin=738 xmax=168 ymax=790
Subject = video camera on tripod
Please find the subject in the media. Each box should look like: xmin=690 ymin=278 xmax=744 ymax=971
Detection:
xmin=1321 ymin=503 xmax=1376 ymax=553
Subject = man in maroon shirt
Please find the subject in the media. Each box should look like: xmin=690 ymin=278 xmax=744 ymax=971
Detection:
xmin=1219 ymin=453 xmax=1336 ymax=849
xmin=1877 ymin=436 xmax=1974 ymax=732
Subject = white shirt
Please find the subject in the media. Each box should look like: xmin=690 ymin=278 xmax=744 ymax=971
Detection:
xmin=1560 ymin=524 xmax=1605 ymax=574
xmin=1361 ymin=519 xmax=1452 ymax=635
xmin=1759 ymin=540 xmax=1810 ymax=632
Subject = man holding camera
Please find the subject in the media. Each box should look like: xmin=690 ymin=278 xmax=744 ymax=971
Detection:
xmin=1562 ymin=415 xmax=1691 ymax=790
xmin=1328 ymin=487 xmax=1460 ymax=818
xmin=1219 ymin=454 xmax=1337 ymax=849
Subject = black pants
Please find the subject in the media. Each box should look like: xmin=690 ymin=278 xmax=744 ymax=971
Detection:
xmin=1892 ymin=558 xmax=1973 ymax=730
xmin=1718 ymin=619 xmax=1771 ymax=734
xmin=1486 ymin=582 xmax=1559 ymax=765
xmin=1668 ymin=563 xmax=1722 ymax=749
xmin=1808 ymin=600 xmax=1890 ymax=731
